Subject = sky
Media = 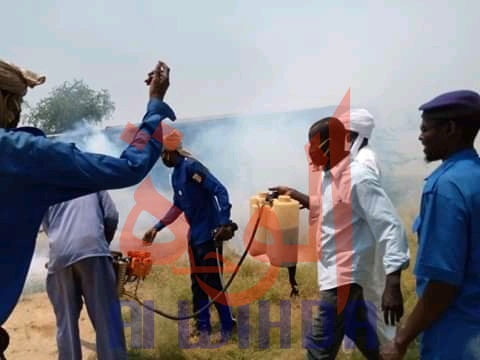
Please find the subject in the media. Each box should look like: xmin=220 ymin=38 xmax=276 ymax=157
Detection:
xmin=3 ymin=0 xmax=479 ymax=130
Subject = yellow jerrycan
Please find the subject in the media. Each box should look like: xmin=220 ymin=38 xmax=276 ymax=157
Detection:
xmin=248 ymin=192 xmax=270 ymax=256
xmin=265 ymin=195 xmax=300 ymax=267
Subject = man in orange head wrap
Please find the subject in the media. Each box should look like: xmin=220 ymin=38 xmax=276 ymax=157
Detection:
xmin=143 ymin=134 xmax=237 ymax=342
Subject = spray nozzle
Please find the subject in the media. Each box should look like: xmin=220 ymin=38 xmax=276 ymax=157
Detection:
xmin=265 ymin=190 xmax=280 ymax=205
xmin=212 ymin=221 xmax=238 ymax=247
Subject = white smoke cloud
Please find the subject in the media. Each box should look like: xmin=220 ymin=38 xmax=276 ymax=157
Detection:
xmin=183 ymin=114 xmax=313 ymax=253
xmin=26 ymin=109 xmax=425 ymax=292
xmin=25 ymin=121 xmax=128 ymax=292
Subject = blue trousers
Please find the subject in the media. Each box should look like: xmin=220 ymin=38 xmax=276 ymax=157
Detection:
xmin=46 ymin=256 xmax=127 ymax=360
xmin=304 ymin=283 xmax=379 ymax=360
xmin=188 ymin=242 xmax=234 ymax=333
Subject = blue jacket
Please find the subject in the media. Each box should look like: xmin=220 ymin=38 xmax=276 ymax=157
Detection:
xmin=155 ymin=157 xmax=231 ymax=246
xmin=0 ymin=98 xmax=175 ymax=325
xmin=413 ymin=149 xmax=480 ymax=359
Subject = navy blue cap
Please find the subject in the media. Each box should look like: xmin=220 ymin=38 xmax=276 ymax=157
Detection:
xmin=419 ymin=90 xmax=480 ymax=113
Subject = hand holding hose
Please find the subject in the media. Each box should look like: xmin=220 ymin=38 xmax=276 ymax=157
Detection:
xmin=268 ymin=186 xmax=293 ymax=196
xmin=269 ymin=186 xmax=309 ymax=209
xmin=213 ymin=222 xmax=238 ymax=247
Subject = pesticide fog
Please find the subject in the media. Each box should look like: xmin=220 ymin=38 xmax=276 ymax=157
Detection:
xmin=24 ymin=108 xmax=426 ymax=293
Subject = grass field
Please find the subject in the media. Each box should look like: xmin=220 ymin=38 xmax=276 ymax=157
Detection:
xmin=121 ymin=210 xmax=420 ymax=359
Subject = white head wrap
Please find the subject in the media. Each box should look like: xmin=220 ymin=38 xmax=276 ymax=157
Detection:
xmin=338 ymin=108 xmax=375 ymax=159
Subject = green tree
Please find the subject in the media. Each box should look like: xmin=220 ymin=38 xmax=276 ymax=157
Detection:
xmin=25 ymin=79 xmax=115 ymax=134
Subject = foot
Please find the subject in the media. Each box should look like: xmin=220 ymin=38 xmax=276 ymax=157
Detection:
xmin=219 ymin=331 xmax=232 ymax=343
xmin=219 ymin=318 xmax=237 ymax=343
xmin=189 ymin=326 xmax=211 ymax=340
xmin=189 ymin=327 xmax=200 ymax=339
xmin=290 ymin=285 xmax=300 ymax=297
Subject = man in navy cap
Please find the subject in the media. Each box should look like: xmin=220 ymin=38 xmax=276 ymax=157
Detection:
xmin=380 ymin=90 xmax=480 ymax=359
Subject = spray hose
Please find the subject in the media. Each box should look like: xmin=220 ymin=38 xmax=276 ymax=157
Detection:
xmin=120 ymin=204 xmax=266 ymax=321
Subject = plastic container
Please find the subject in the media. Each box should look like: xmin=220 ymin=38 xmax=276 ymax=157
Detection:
xmin=248 ymin=192 xmax=270 ymax=256
xmin=266 ymin=195 xmax=300 ymax=267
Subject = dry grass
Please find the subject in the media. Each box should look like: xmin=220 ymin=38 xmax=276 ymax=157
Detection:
xmin=122 ymin=211 xmax=421 ymax=359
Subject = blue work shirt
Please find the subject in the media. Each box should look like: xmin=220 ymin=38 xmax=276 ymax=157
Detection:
xmin=413 ymin=148 xmax=480 ymax=359
xmin=155 ymin=156 xmax=231 ymax=246
xmin=0 ymin=98 xmax=175 ymax=325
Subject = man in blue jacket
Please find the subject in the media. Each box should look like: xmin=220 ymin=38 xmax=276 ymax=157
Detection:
xmin=143 ymin=143 xmax=237 ymax=342
xmin=0 ymin=59 xmax=175 ymax=357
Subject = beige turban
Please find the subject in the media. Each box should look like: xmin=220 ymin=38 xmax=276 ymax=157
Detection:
xmin=0 ymin=59 xmax=46 ymax=128
xmin=0 ymin=60 xmax=46 ymax=96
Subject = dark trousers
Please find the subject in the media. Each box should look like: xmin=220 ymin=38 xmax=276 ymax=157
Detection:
xmin=0 ymin=326 xmax=8 ymax=359
xmin=188 ymin=241 xmax=234 ymax=333
xmin=305 ymin=283 xmax=379 ymax=360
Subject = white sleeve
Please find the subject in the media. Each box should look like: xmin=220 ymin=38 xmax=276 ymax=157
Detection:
xmin=353 ymin=178 xmax=410 ymax=274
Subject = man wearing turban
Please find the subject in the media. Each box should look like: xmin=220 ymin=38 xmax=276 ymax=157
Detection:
xmin=271 ymin=109 xmax=410 ymax=359
xmin=0 ymin=60 xmax=46 ymax=128
xmin=0 ymin=59 xmax=176 ymax=358
xmin=143 ymin=132 xmax=237 ymax=343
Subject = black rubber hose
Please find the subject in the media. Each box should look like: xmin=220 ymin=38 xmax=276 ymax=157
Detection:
xmin=124 ymin=204 xmax=266 ymax=320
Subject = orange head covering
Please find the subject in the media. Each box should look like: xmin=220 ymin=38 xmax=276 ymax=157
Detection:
xmin=162 ymin=128 xmax=183 ymax=151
